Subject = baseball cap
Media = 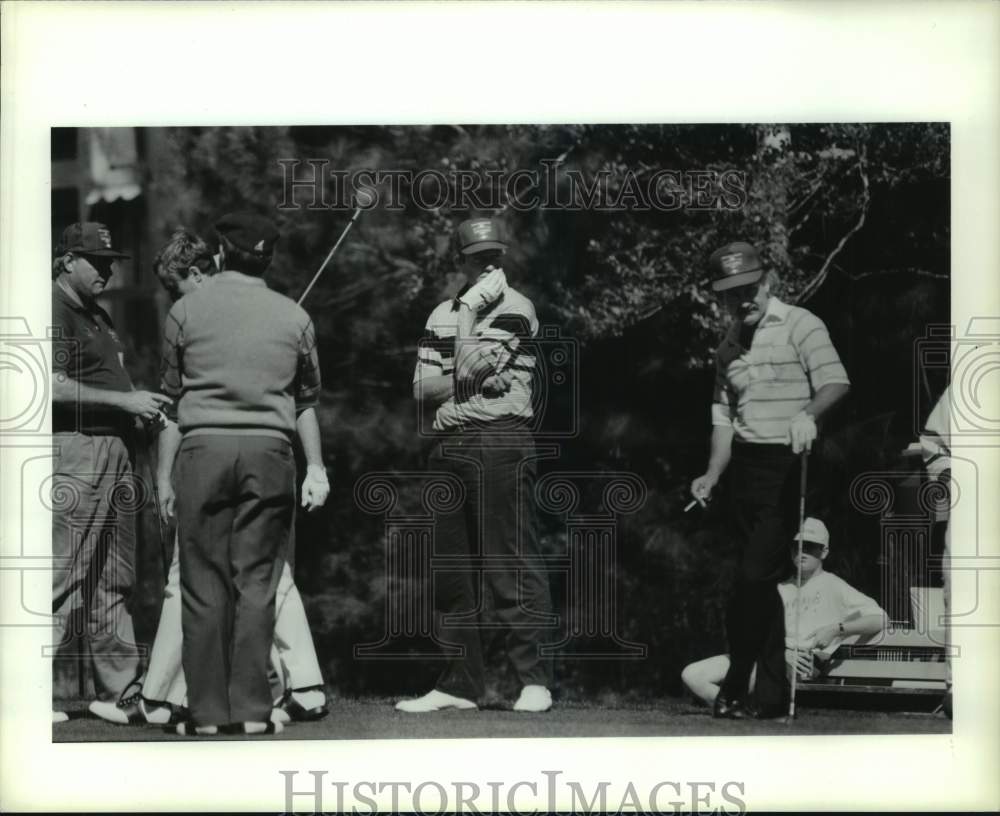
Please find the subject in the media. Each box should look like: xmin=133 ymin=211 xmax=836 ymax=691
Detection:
xmin=793 ymin=517 xmax=830 ymax=548
xmin=708 ymin=241 xmax=763 ymax=292
xmin=456 ymin=218 xmax=507 ymax=255
xmin=56 ymin=222 xmax=130 ymax=259
xmin=215 ymin=212 xmax=280 ymax=255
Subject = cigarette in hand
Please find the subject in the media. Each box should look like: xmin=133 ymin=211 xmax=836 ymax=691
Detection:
xmin=684 ymin=497 xmax=707 ymax=512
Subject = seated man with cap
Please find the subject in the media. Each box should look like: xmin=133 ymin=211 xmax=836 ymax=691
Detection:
xmin=50 ymin=222 xmax=172 ymax=724
xmin=159 ymin=213 xmax=330 ymax=735
xmin=682 ymin=517 xmax=887 ymax=706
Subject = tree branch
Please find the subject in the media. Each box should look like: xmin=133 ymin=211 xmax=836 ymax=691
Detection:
xmin=796 ymin=145 xmax=871 ymax=304
xmin=847 ymin=267 xmax=949 ymax=281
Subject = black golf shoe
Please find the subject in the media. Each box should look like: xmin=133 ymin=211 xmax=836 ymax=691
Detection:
xmin=712 ymin=694 xmax=748 ymax=720
xmin=276 ymin=687 xmax=329 ymax=722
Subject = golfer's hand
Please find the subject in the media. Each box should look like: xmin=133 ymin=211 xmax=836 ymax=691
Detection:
xmin=481 ymin=370 xmax=514 ymax=397
xmin=301 ymin=465 xmax=330 ymax=512
xmin=118 ymin=390 xmax=172 ymax=422
xmin=785 ymin=648 xmax=817 ymax=681
xmin=690 ymin=473 xmax=717 ymax=505
xmin=157 ymin=478 xmax=175 ymax=523
xmin=787 ymin=411 xmax=817 ymax=454
xmin=459 ymin=268 xmax=507 ymax=312
xmin=808 ymin=624 xmax=839 ymax=650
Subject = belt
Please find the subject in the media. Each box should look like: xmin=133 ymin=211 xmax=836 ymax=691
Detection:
xmin=435 ymin=417 xmax=533 ymax=438
xmin=732 ymin=439 xmax=794 ymax=460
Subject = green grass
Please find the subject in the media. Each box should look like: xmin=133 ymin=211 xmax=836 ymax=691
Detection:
xmin=53 ymin=696 xmax=950 ymax=742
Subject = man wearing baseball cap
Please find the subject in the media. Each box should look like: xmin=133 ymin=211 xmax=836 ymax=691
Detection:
xmin=690 ymin=241 xmax=850 ymax=718
xmin=397 ymin=216 xmax=554 ymax=714
xmin=681 ymin=518 xmax=887 ymax=706
xmin=50 ymin=223 xmax=173 ymax=723
xmin=159 ymin=213 xmax=330 ymax=735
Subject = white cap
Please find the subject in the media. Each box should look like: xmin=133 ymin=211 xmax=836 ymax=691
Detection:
xmin=793 ymin=517 xmax=830 ymax=548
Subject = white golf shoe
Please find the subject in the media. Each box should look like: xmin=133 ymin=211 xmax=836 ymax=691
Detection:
xmin=513 ymin=685 xmax=552 ymax=712
xmin=139 ymin=700 xmax=175 ymax=725
xmin=52 ymin=711 xmax=69 ymax=724
xmin=89 ymin=696 xmax=175 ymax=725
xmin=395 ymin=690 xmax=477 ymax=713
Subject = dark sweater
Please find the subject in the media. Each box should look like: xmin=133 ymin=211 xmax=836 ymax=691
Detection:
xmin=160 ymin=272 xmax=320 ymax=438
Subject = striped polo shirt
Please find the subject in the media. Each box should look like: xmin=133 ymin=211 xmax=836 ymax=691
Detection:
xmin=712 ymin=296 xmax=849 ymax=444
xmin=413 ymin=285 xmax=537 ymax=431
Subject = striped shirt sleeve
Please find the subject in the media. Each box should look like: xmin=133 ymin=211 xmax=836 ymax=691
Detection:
xmin=413 ymin=316 xmax=449 ymax=384
xmin=479 ymin=303 xmax=537 ymax=374
xmin=711 ymin=351 xmax=735 ymax=427
xmin=294 ymin=318 xmax=321 ymax=412
xmin=159 ymin=301 xmax=185 ymax=421
xmin=789 ymin=310 xmax=850 ymax=390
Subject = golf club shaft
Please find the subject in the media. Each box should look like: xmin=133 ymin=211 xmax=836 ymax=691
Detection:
xmin=297 ymin=207 xmax=363 ymax=306
xmin=789 ymin=448 xmax=809 ymax=719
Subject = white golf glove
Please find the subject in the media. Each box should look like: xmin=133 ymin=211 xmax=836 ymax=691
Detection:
xmin=787 ymin=411 xmax=817 ymax=453
xmin=301 ymin=464 xmax=330 ymax=512
xmin=458 ymin=268 xmax=507 ymax=312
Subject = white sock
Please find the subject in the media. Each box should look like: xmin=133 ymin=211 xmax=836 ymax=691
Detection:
xmin=291 ymin=689 xmax=325 ymax=708
xmin=140 ymin=699 xmax=172 ymax=725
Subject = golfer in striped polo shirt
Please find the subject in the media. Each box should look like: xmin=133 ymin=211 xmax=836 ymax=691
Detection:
xmin=690 ymin=241 xmax=850 ymax=719
xmin=396 ymin=217 xmax=553 ymax=714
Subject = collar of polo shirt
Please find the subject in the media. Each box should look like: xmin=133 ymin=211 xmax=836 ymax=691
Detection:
xmin=759 ymin=295 xmax=790 ymax=325
xmin=725 ymin=295 xmax=790 ymax=347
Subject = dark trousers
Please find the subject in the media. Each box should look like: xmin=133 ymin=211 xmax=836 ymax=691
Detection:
xmin=51 ymin=432 xmax=143 ymax=700
xmin=175 ymin=434 xmax=295 ymax=725
xmin=429 ymin=428 xmax=553 ymax=700
xmin=721 ymin=442 xmax=800 ymax=709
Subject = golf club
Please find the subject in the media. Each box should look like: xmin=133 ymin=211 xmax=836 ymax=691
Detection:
xmin=297 ymin=188 xmax=374 ymax=306
xmin=788 ymin=448 xmax=810 ymax=720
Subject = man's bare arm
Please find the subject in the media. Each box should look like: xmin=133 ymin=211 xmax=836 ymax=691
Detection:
xmin=296 ymin=407 xmax=329 ymax=512
xmin=810 ymin=610 xmax=888 ymax=651
xmin=803 ymin=382 xmax=850 ymax=422
xmin=155 ymin=420 xmax=182 ymax=521
xmin=841 ymin=611 xmax=888 ymax=638
xmin=705 ymin=424 xmax=735 ymax=481
xmin=296 ymin=406 xmax=324 ymax=469
xmin=413 ymin=375 xmax=454 ymax=406
xmin=691 ymin=424 xmax=735 ymax=502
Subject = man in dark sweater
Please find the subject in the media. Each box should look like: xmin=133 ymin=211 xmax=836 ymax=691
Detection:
xmin=159 ymin=213 xmax=329 ymax=736
xmin=51 ymin=222 xmax=171 ymax=723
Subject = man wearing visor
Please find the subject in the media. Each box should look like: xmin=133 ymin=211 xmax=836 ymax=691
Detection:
xmin=690 ymin=241 xmax=850 ymax=718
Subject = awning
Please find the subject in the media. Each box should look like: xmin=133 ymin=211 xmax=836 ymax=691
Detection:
xmin=85 ymin=128 xmax=142 ymax=205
